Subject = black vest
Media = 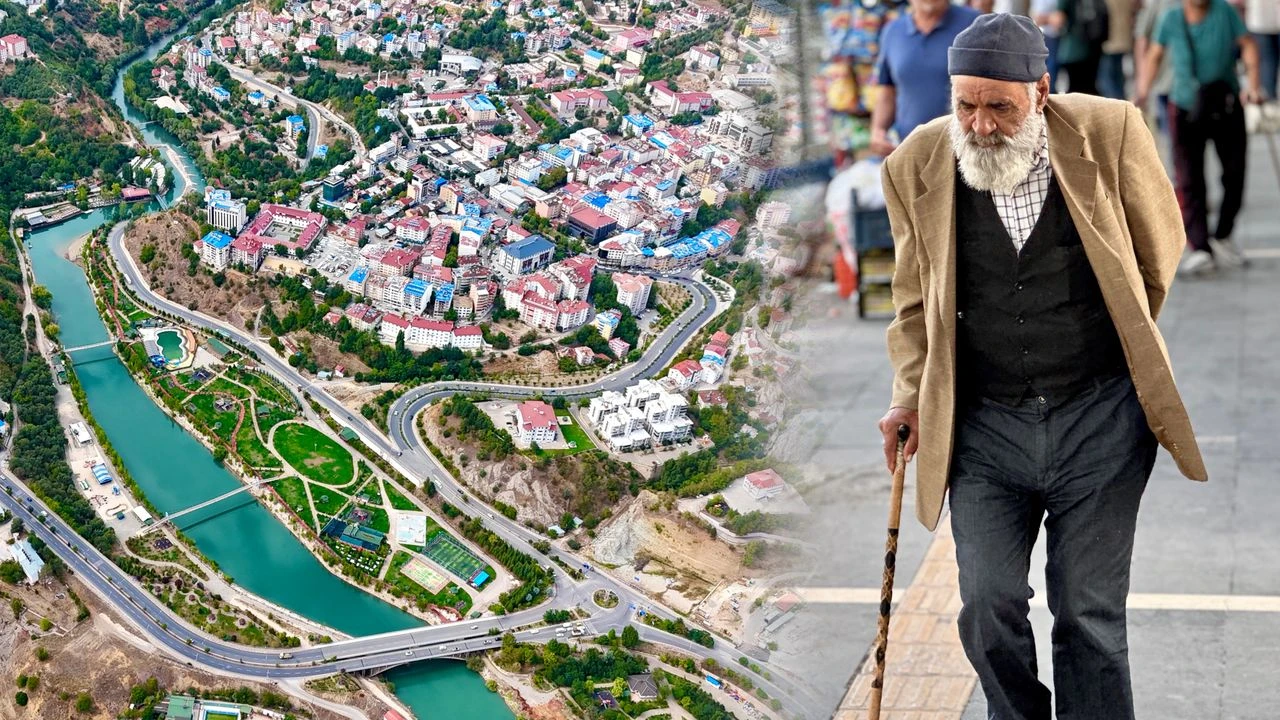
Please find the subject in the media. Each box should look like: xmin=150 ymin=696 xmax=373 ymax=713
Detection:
xmin=954 ymin=175 xmax=1126 ymax=406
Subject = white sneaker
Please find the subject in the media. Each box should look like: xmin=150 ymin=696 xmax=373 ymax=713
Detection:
xmin=1178 ymin=249 xmax=1216 ymax=276
xmin=1209 ymin=238 xmax=1248 ymax=269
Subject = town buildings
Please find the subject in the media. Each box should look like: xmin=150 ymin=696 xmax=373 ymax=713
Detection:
xmin=515 ymin=400 xmax=559 ymax=445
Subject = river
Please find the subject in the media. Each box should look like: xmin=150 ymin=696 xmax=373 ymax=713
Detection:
xmin=21 ymin=24 xmax=513 ymax=720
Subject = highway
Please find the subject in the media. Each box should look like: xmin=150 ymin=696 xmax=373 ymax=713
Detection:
xmin=96 ymin=223 xmax=819 ymax=713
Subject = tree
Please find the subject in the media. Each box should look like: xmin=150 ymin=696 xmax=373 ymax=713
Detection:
xmin=31 ymin=285 xmax=52 ymax=309
xmin=611 ymin=677 xmax=628 ymax=699
xmin=14 ymin=692 xmax=27 ymax=707
xmin=620 ymin=624 xmax=640 ymax=649
xmin=139 ymin=244 xmax=157 ymax=264
xmin=0 ymin=560 xmax=24 ymax=584
xmin=74 ymin=692 xmax=93 ymax=713
xmin=10 ymin=598 xmax=23 ymax=619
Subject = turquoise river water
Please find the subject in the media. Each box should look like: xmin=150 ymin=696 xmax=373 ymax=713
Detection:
xmin=21 ymin=25 xmax=512 ymax=720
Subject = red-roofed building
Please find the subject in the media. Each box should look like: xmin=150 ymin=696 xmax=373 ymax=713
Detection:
xmin=608 ymin=337 xmax=630 ymax=358
xmin=711 ymin=330 xmax=732 ymax=347
xmin=697 ymin=389 xmax=727 ymax=407
xmin=557 ymin=299 xmax=590 ymax=330
xmin=744 ymin=468 xmax=785 ymax=499
xmin=549 ymin=88 xmax=609 ymax=118
xmin=378 ymin=247 xmax=422 ymax=277
xmin=515 ymin=400 xmax=559 ymax=445
xmin=238 ymin=204 xmax=327 ymax=254
xmin=566 ymin=207 xmax=617 ymax=244
xmin=452 ymin=324 xmax=483 ymax=349
xmin=667 ymin=359 xmax=704 ymax=390
xmin=230 ymin=235 xmax=264 ymax=269
xmin=519 ymin=292 xmax=559 ymax=330
xmin=646 ymin=81 xmax=716 ymax=117
xmin=550 ymin=255 xmax=597 ymax=300
xmin=344 ymin=303 xmax=383 ymax=331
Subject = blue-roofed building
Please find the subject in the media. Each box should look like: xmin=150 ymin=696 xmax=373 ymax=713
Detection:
xmin=623 ymin=114 xmax=655 ymax=138
xmin=405 ymin=278 xmax=429 ymax=298
xmin=210 ymin=86 xmax=231 ymax=103
xmin=586 ymin=193 xmax=610 ymax=210
xmin=471 ymin=570 xmax=490 ymax=588
xmin=247 ymin=89 xmax=267 ymax=108
xmin=464 ymin=94 xmax=498 ymax=123
xmin=564 ymin=68 xmax=577 ymax=80
xmin=345 ymin=266 xmax=369 ymax=294
xmin=435 ymin=282 xmax=455 ymax=305
xmin=315 ymin=144 xmax=328 ymax=158
xmin=495 ymin=235 xmax=555 ymax=276
xmin=8 ymin=539 xmax=43 ymax=585
xmin=461 ymin=202 xmax=482 ymax=217
xmin=584 ymin=48 xmax=606 ymax=70
xmin=198 ymin=230 xmax=235 ymax=269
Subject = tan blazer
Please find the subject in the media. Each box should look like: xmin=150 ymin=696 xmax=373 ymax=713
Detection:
xmin=882 ymin=94 xmax=1208 ymax=532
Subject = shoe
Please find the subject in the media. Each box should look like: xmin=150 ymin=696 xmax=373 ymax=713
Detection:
xmin=1209 ymin=238 xmax=1248 ymax=269
xmin=1178 ymin=249 xmax=1216 ymax=276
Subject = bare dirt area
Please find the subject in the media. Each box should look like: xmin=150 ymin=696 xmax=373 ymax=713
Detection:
xmin=0 ymin=579 xmax=370 ymax=720
xmin=125 ymin=211 xmax=283 ymax=330
xmin=482 ymin=658 xmax=574 ymax=720
xmin=325 ymin=379 xmax=397 ymax=414
xmin=291 ymin=331 xmax=371 ymax=376
xmin=483 ymin=348 xmax=559 ymax=377
xmin=589 ymin=491 xmax=793 ymax=614
xmin=421 ymin=404 xmax=638 ymax=526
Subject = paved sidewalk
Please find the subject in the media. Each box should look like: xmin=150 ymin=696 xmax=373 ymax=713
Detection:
xmin=774 ymin=129 xmax=1280 ymax=718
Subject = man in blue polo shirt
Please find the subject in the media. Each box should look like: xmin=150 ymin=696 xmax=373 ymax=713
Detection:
xmin=870 ymin=0 xmax=981 ymax=155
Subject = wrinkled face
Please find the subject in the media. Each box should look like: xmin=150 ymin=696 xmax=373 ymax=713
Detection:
xmin=947 ymin=75 xmax=1051 ymax=195
xmin=951 ymin=74 xmax=1046 ymax=139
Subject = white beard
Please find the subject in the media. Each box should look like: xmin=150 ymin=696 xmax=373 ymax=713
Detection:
xmin=948 ymin=110 xmax=1046 ymax=195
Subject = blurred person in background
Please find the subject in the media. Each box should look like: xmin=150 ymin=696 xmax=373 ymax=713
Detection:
xmin=879 ymin=13 xmax=1207 ymax=718
xmin=1099 ymin=0 xmax=1138 ymax=97
xmin=1135 ymin=0 xmax=1181 ymax=128
xmin=1247 ymin=0 xmax=1280 ymax=99
xmin=1033 ymin=0 xmax=1064 ymax=89
xmin=870 ymin=0 xmax=981 ymax=155
xmin=1137 ymin=0 xmax=1263 ymax=275
xmin=970 ymin=0 xmax=997 ymax=13
xmin=1054 ymin=0 xmax=1111 ymax=92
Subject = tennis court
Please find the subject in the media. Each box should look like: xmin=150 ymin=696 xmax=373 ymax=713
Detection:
xmin=422 ymin=533 xmax=486 ymax=584
xmin=402 ymin=555 xmax=449 ymax=594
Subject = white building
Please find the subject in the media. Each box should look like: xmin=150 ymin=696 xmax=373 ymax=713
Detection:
xmin=206 ymin=190 xmax=248 ymax=233
xmin=613 ymin=272 xmax=652 ymax=315
xmin=744 ymin=468 xmax=786 ymax=499
xmin=586 ymin=380 xmax=692 ymax=451
xmin=8 ymin=538 xmax=43 ymax=584
xmin=196 ymin=230 xmax=234 ymax=270
xmin=515 ymin=400 xmax=558 ymax=445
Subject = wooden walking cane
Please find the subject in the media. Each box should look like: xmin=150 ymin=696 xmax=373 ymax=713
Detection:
xmin=868 ymin=424 xmax=910 ymax=720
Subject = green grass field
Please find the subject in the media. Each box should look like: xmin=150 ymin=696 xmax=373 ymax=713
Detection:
xmin=386 ymin=551 xmax=474 ymax=615
xmin=205 ymin=377 xmax=251 ymax=399
xmin=272 ymin=476 xmax=316 ymax=531
xmin=273 ymin=423 xmax=354 ymax=486
xmin=528 ymin=414 xmax=595 ymax=458
xmin=235 ymin=416 xmax=279 ymax=470
xmin=422 ymin=534 xmax=487 ymax=584
xmin=383 ymin=480 xmax=419 ymax=511
xmin=187 ymin=393 xmax=240 ymax=442
xmin=312 ymin=487 xmax=350 ymax=518
xmin=234 ymin=369 xmax=295 ymax=409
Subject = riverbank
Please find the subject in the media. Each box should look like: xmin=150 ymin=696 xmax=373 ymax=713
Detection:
xmin=79 ymin=227 xmax=483 ymax=629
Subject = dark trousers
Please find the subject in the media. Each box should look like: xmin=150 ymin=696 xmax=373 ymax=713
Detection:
xmin=1255 ymin=32 xmax=1279 ymax=101
xmin=1061 ymin=52 xmax=1101 ymax=95
xmin=1168 ymin=96 xmax=1247 ymax=252
xmin=1045 ymin=36 xmax=1061 ymax=93
xmin=1097 ymin=52 xmax=1126 ymax=99
xmin=949 ymin=374 xmax=1158 ymax=720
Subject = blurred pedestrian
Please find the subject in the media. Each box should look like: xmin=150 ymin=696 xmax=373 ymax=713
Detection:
xmin=1137 ymin=0 xmax=1263 ymax=274
xmin=1135 ymin=0 xmax=1181 ymax=128
xmin=1247 ymin=0 xmax=1280 ymax=99
xmin=969 ymin=0 xmax=997 ymax=13
xmin=1054 ymin=0 xmax=1111 ymax=92
xmin=880 ymin=13 xmax=1206 ymax=718
xmin=1099 ymin=0 xmax=1138 ymax=97
xmin=1033 ymin=0 xmax=1064 ymax=89
xmin=870 ymin=0 xmax=981 ymax=155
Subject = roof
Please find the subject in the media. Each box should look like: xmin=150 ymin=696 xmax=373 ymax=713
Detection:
xmin=671 ymin=359 xmax=703 ymax=377
xmin=165 ymin=695 xmax=195 ymax=720
xmin=502 ymin=235 xmax=554 ymax=260
xmin=517 ymin=400 xmax=557 ymax=431
xmin=627 ymin=673 xmax=659 ymax=697
xmin=465 ymin=94 xmax=497 ymax=112
xmin=201 ymin=230 xmax=234 ymax=249
xmin=745 ymin=468 xmax=785 ymax=491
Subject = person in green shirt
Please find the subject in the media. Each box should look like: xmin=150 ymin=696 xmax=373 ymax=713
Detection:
xmin=1137 ymin=0 xmax=1262 ymax=276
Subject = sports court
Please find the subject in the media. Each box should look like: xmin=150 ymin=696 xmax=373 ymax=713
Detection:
xmin=401 ymin=555 xmax=449 ymax=594
xmin=422 ymin=533 xmax=487 ymax=586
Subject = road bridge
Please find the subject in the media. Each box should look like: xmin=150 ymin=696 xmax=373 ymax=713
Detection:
xmin=63 ymin=338 xmax=119 ymax=353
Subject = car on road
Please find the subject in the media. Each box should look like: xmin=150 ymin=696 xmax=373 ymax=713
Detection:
xmin=529 ymin=628 xmax=539 ymax=635
xmin=470 ymin=625 xmax=479 ymax=630
xmin=404 ymin=650 xmax=413 ymax=656
xmin=438 ymin=644 xmax=448 ymax=650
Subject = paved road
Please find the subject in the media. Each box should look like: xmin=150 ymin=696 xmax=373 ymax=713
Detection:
xmin=214 ymin=58 xmax=366 ymax=163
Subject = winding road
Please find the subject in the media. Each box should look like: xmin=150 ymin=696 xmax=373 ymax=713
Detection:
xmin=23 ymin=223 xmax=824 ymax=715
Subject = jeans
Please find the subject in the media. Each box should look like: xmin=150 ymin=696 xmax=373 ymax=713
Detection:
xmin=1097 ymin=52 xmax=1127 ymax=99
xmin=1045 ymin=36 xmax=1061 ymax=93
xmin=949 ymin=373 xmax=1158 ymax=720
xmin=1255 ymin=32 xmax=1279 ymax=101
xmin=1168 ymin=96 xmax=1248 ymax=252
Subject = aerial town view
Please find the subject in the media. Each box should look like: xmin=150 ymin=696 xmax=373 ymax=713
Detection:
xmin=0 ymin=0 xmax=820 ymax=716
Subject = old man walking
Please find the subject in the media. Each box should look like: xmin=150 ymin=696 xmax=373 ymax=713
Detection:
xmin=876 ymin=13 xmax=1207 ymax=720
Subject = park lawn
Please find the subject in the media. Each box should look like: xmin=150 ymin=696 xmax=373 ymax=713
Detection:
xmin=175 ymin=371 xmax=205 ymax=392
xmin=312 ymin=486 xmax=350 ymax=518
xmin=385 ymin=551 xmax=475 ymax=616
xmin=383 ymin=480 xmax=419 ymax=511
xmin=257 ymin=406 xmax=296 ymax=434
xmin=187 ymin=393 xmax=240 ymax=442
xmin=235 ymin=415 xmax=279 ymax=471
xmin=205 ymin=376 xmax=251 ymax=400
xmin=557 ymin=415 xmax=595 ymax=451
xmin=234 ymin=369 xmax=294 ymax=409
xmin=273 ymin=423 xmax=355 ymax=486
xmin=363 ymin=504 xmax=391 ymax=534
xmin=272 ymin=476 xmax=316 ymax=531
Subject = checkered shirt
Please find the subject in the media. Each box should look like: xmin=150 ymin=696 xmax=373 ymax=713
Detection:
xmin=991 ymin=126 xmax=1052 ymax=253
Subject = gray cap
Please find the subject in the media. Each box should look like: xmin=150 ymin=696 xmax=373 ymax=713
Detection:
xmin=948 ymin=13 xmax=1048 ymax=83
